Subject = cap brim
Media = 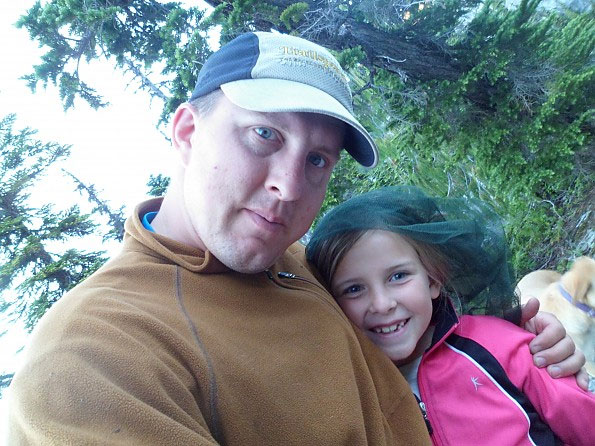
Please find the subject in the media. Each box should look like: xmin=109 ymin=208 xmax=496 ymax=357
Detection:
xmin=220 ymin=79 xmax=378 ymax=168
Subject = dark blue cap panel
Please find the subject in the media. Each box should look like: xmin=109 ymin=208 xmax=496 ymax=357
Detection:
xmin=345 ymin=127 xmax=374 ymax=167
xmin=190 ymin=33 xmax=260 ymax=101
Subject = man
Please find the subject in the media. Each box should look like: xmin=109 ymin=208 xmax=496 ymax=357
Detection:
xmin=8 ymin=32 xmax=587 ymax=445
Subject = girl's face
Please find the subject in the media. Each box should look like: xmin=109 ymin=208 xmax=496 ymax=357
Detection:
xmin=331 ymin=230 xmax=441 ymax=365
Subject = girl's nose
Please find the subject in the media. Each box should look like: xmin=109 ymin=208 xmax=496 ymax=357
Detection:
xmin=370 ymin=290 xmax=397 ymax=313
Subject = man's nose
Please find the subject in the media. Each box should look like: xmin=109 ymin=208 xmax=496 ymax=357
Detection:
xmin=265 ymin=154 xmax=305 ymax=201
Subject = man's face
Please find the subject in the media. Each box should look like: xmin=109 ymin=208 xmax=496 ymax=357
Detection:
xmin=174 ymin=95 xmax=345 ymax=273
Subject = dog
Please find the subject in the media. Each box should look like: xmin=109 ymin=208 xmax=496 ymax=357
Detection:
xmin=516 ymin=257 xmax=595 ymax=377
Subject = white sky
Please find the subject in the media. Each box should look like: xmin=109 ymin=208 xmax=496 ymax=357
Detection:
xmin=0 ymin=1 xmax=212 ymax=438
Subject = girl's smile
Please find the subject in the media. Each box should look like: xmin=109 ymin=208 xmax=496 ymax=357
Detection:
xmin=370 ymin=318 xmax=410 ymax=335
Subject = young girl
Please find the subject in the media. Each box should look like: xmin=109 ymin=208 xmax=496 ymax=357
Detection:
xmin=306 ymin=185 xmax=594 ymax=446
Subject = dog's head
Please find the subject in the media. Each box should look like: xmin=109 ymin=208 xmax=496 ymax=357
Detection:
xmin=561 ymin=256 xmax=595 ymax=308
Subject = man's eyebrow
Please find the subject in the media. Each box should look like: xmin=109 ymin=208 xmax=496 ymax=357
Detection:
xmin=320 ymin=123 xmax=348 ymax=159
xmin=317 ymin=144 xmax=342 ymax=159
xmin=248 ymin=109 xmax=286 ymax=123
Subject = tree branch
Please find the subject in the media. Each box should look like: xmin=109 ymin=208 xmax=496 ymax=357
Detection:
xmin=121 ymin=57 xmax=169 ymax=102
xmin=62 ymin=170 xmax=125 ymax=241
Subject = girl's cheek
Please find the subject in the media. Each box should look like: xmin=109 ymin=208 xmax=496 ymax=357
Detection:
xmin=340 ymin=300 xmax=367 ymax=327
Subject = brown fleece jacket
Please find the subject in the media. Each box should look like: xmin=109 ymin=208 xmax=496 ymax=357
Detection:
xmin=8 ymin=198 xmax=430 ymax=445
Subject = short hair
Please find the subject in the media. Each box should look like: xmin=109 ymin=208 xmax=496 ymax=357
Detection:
xmin=188 ymin=88 xmax=224 ymax=117
xmin=309 ymin=228 xmax=450 ymax=293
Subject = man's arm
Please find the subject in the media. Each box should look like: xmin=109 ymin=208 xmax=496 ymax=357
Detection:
xmin=520 ymin=297 xmax=589 ymax=391
xmin=7 ymin=303 xmax=222 ymax=445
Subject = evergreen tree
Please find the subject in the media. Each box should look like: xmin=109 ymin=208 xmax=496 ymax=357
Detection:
xmin=0 ymin=114 xmax=108 ymax=331
xmin=17 ymin=0 xmax=209 ymax=124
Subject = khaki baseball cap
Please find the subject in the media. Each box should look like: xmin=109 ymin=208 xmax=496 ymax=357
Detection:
xmin=190 ymin=32 xmax=378 ymax=168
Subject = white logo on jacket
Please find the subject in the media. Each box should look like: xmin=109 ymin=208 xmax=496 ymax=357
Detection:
xmin=471 ymin=376 xmax=483 ymax=390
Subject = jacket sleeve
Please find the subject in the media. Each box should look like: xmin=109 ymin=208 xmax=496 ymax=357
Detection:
xmin=6 ymin=294 xmax=221 ymax=445
xmin=472 ymin=316 xmax=595 ymax=446
xmin=517 ymin=353 xmax=595 ymax=445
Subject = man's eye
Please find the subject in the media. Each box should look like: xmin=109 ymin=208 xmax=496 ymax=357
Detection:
xmin=307 ymin=153 xmax=326 ymax=168
xmin=254 ymin=127 xmax=275 ymax=139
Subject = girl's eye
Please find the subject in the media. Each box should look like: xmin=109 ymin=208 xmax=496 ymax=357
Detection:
xmin=254 ymin=127 xmax=275 ymax=140
xmin=342 ymin=284 xmax=362 ymax=296
xmin=307 ymin=153 xmax=326 ymax=168
xmin=389 ymin=272 xmax=407 ymax=282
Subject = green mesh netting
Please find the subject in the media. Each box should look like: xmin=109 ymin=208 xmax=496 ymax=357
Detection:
xmin=306 ymin=185 xmax=519 ymax=320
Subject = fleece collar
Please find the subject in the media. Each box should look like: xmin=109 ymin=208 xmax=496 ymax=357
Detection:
xmin=125 ymin=198 xmax=230 ymax=274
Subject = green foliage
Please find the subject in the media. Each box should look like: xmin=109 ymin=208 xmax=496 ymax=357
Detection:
xmin=0 ymin=115 xmax=108 ymax=331
xmin=280 ymin=2 xmax=309 ymax=31
xmin=0 ymin=373 xmax=14 ymax=395
xmin=219 ymin=0 xmax=281 ymax=39
xmin=147 ymin=174 xmax=171 ymax=197
xmin=65 ymin=170 xmax=126 ymax=242
xmin=336 ymin=46 xmax=367 ymax=70
xmin=319 ymin=0 xmax=594 ymax=274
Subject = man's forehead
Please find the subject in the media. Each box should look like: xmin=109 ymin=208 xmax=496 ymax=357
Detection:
xmin=228 ymin=100 xmax=346 ymax=132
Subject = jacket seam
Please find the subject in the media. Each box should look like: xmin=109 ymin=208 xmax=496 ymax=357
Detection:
xmin=174 ymin=266 xmax=224 ymax=445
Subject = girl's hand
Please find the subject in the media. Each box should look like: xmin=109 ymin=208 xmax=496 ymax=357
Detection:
xmin=521 ymin=297 xmax=589 ymax=391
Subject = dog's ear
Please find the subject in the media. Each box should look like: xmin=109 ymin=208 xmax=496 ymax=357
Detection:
xmin=561 ymin=257 xmax=595 ymax=305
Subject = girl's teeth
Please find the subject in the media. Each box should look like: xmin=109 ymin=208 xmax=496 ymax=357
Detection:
xmin=373 ymin=320 xmax=407 ymax=334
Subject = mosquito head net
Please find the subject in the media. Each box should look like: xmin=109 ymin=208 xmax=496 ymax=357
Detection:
xmin=306 ymin=185 xmax=519 ymax=319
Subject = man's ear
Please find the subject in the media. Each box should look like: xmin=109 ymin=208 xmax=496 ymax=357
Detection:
xmin=171 ymin=103 xmax=197 ymax=166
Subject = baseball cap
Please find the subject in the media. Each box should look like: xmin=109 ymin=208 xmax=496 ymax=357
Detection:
xmin=190 ymin=32 xmax=378 ymax=168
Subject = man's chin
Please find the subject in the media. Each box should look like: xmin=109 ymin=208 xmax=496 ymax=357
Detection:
xmin=206 ymin=232 xmax=292 ymax=273
xmin=214 ymin=247 xmax=282 ymax=274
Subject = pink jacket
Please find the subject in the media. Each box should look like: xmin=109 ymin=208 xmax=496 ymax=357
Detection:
xmin=417 ymin=305 xmax=594 ymax=445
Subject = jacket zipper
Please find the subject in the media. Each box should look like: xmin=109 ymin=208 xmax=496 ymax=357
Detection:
xmin=265 ymin=270 xmax=349 ymax=317
xmin=418 ymin=355 xmax=441 ymax=444
xmin=415 ymin=394 xmax=433 ymax=435
xmin=265 ymin=270 xmax=328 ymax=294
xmin=277 ymin=271 xmax=297 ymax=279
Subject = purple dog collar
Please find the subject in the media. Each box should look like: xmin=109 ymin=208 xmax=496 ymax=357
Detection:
xmin=557 ymin=283 xmax=595 ymax=318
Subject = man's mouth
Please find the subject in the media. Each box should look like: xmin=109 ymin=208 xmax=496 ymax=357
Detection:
xmin=247 ymin=209 xmax=285 ymax=231
xmin=371 ymin=319 xmax=409 ymax=334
